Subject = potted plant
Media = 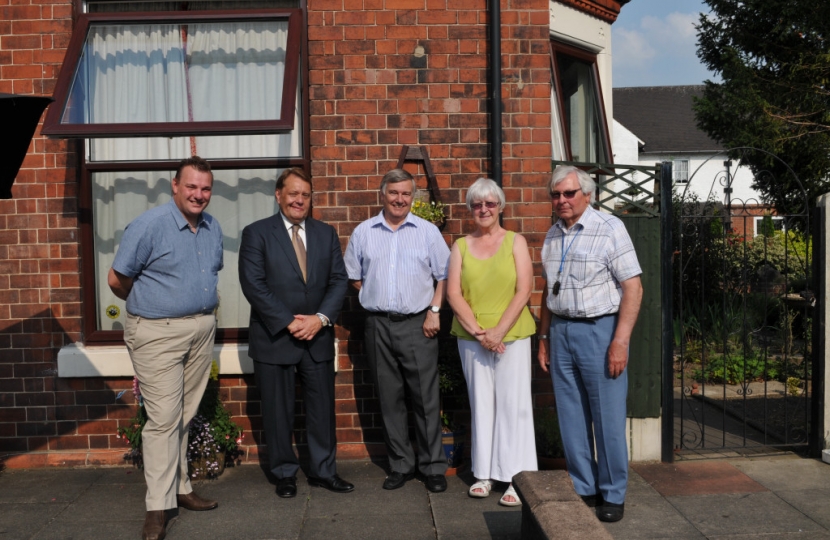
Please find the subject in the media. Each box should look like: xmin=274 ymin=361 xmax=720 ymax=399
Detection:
xmin=437 ymin=337 xmax=467 ymax=472
xmin=410 ymin=196 xmax=446 ymax=228
xmin=535 ymin=407 xmax=566 ymax=470
xmin=117 ymin=361 xmax=244 ymax=479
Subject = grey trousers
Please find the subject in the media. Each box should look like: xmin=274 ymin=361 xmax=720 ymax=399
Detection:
xmin=365 ymin=312 xmax=447 ymax=476
xmin=125 ymin=312 xmax=215 ymax=511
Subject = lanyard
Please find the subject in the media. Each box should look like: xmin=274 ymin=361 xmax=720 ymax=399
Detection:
xmin=557 ymin=226 xmax=581 ymax=277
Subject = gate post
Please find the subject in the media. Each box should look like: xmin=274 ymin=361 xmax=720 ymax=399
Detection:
xmin=814 ymin=195 xmax=829 ymax=460
xmin=660 ymin=161 xmax=674 ymax=463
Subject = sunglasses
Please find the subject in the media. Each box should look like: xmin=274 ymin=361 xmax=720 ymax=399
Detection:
xmin=471 ymin=201 xmax=499 ymax=211
xmin=550 ymin=189 xmax=580 ymax=200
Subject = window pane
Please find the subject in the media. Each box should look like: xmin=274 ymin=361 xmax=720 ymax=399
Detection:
xmin=94 ymin=168 xmax=280 ymax=330
xmin=61 ymin=20 xmax=290 ymax=126
xmin=673 ymin=159 xmax=689 ymax=183
xmin=86 ymin=76 xmax=302 ymax=161
xmin=87 ymin=0 xmax=299 ymax=12
xmin=556 ymin=52 xmax=607 ymax=162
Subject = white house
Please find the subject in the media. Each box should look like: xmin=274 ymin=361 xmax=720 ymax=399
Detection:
xmin=613 ymin=85 xmax=776 ymax=238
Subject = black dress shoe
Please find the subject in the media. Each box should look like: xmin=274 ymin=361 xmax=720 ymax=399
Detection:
xmin=598 ymin=502 xmax=624 ymax=522
xmin=276 ymin=477 xmax=297 ymax=498
xmin=425 ymin=474 xmax=447 ymax=493
xmin=383 ymin=471 xmax=414 ymax=490
xmin=580 ymin=494 xmax=603 ymax=508
xmin=307 ymin=474 xmax=354 ymax=493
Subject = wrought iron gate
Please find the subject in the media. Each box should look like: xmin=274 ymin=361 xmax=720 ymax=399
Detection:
xmin=672 ymin=149 xmax=817 ymax=457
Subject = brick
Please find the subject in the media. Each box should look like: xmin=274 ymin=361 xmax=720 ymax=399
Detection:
xmin=335 ymin=130 xmax=377 ymax=145
xmin=335 ymin=100 xmax=377 ymax=114
xmin=335 ymin=40 xmax=376 ymax=55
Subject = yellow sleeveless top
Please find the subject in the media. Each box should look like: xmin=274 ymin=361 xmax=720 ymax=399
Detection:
xmin=451 ymin=231 xmax=536 ymax=342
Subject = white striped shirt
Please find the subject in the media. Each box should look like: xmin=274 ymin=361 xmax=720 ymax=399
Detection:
xmin=344 ymin=211 xmax=450 ymax=314
xmin=541 ymin=206 xmax=642 ymax=318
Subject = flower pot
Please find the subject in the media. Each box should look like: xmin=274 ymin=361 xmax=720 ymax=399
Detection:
xmin=537 ymin=456 xmax=567 ymax=471
xmin=442 ymin=428 xmax=465 ymax=469
xmin=188 ymin=450 xmax=226 ymax=479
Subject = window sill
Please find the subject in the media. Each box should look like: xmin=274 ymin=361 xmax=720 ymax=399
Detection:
xmin=57 ymin=343 xmax=254 ymax=377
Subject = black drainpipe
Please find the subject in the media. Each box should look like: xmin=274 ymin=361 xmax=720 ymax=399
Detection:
xmin=488 ymin=0 xmax=502 ymax=188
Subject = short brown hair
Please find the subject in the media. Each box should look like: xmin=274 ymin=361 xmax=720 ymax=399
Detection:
xmin=276 ymin=167 xmax=312 ymax=191
xmin=174 ymin=156 xmax=212 ymax=183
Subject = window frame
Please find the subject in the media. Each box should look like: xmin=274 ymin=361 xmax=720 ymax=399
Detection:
xmin=68 ymin=6 xmax=311 ymax=345
xmin=673 ymin=159 xmax=690 ymax=184
xmin=753 ymin=215 xmax=785 ymax=237
xmin=43 ymin=9 xmax=303 ymax=138
xmin=549 ymin=40 xmax=613 ymax=163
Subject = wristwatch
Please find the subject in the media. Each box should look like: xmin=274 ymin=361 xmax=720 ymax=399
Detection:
xmin=316 ymin=313 xmax=330 ymax=327
xmin=428 ymin=305 xmax=441 ymax=314
xmin=538 ymin=334 xmax=549 ymax=340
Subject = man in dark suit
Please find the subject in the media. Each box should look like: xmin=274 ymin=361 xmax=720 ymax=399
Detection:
xmin=239 ymin=167 xmax=352 ymax=498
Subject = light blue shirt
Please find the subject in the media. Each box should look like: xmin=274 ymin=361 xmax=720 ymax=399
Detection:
xmin=112 ymin=200 xmax=223 ymax=318
xmin=344 ymin=211 xmax=450 ymax=314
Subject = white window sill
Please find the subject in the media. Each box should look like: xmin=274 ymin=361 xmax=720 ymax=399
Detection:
xmin=57 ymin=343 xmax=254 ymax=377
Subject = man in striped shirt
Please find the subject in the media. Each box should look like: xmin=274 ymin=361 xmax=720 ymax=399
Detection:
xmin=344 ymin=168 xmax=450 ymax=493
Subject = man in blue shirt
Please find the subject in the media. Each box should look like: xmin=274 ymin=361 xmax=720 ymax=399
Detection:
xmin=108 ymin=156 xmax=223 ymax=540
xmin=344 ymin=168 xmax=450 ymax=493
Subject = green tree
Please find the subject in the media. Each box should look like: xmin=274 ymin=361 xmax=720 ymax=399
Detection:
xmin=694 ymin=0 xmax=830 ymax=217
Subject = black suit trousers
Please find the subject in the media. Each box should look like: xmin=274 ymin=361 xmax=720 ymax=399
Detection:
xmin=254 ymin=354 xmax=336 ymax=480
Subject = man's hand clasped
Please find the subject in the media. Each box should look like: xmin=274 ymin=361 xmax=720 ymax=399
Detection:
xmin=287 ymin=314 xmax=322 ymax=341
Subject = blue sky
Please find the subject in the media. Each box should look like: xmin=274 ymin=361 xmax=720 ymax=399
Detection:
xmin=612 ymin=0 xmax=720 ymax=88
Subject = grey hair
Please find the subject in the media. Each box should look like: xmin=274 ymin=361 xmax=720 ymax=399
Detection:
xmin=550 ymin=165 xmax=596 ymax=204
xmin=380 ymin=168 xmax=418 ymax=195
xmin=465 ymin=178 xmax=506 ymax=212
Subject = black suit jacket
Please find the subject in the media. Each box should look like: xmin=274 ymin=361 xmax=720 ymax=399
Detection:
xmin=239 ymin=214 xmax=347 ymax=365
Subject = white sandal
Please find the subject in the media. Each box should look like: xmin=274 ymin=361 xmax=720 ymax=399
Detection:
xmin=468 ymin=479 xmax=493 ymax=498
xmin=499 ymin=484 xmax=521 ymax=507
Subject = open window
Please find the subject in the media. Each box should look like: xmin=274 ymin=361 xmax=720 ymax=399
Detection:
xmin=549 ymin=40 xmax=612 ymax=163
xmin=47 ymin=2 xmax=306 ymax=344
xmin=43 ymin=10 xmax=302 ymax=138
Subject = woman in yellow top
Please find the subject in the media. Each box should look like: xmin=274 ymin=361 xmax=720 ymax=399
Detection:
xmin=447 ymin=178 xmax=537 ymax=507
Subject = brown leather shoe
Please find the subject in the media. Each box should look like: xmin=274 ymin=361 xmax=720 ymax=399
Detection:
xmin=142 ymin=510 xmax=167 ymax=540
xmin=177 ymin=491 xmax=218 ymax=511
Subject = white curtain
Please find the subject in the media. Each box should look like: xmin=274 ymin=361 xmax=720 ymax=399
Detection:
xmin=89 ymin=20 xmax=296 ymax=330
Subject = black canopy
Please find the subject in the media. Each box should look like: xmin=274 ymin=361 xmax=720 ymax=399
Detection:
xmin=1 ymin=93 xmax=53 ymax=199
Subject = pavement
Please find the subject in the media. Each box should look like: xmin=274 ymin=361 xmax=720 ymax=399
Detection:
xmin=2 ymin=453 xmax=830 ymax=539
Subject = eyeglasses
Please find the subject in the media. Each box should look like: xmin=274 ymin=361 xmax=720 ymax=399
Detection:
xmin=550 ymin=189 xmax=580 ymax=200
xmin=471 ymin=201 xmax=499 ymax=211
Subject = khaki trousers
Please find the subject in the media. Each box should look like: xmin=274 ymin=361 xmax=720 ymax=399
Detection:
xmin=125 ymin=312 xmax=216 ymax=511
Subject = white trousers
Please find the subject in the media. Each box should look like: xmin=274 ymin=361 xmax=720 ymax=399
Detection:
xmin=458 ymin=338 xmax=537 ymax=482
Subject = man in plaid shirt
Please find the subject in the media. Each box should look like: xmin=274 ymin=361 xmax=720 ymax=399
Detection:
xmin=537 ymin=165 xmax=643 ymax=523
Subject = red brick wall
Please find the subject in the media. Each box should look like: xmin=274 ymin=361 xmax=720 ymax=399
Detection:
xmin=0 ymin=0 xmax=553 ymax=467
xmin=306 ymin=0 xmax=554 ymax=460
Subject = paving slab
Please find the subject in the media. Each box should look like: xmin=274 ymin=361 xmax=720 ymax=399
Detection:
xmin=667 ymin=492 xmax=825 ymax=537
xmin=0 ymin=503 xmax=66 ymax=539
xmin=0 ymin=468 xmax=105 ymax=504
xmin=731 ymin=454 xmax=830 ymax=491
xmin=632 ymin=461 xmax=768 ymax=497
xmin=773 ymin=488 xmax=830 ymax=530
xmin=600 ymin=469 xmax=704 ymax=539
